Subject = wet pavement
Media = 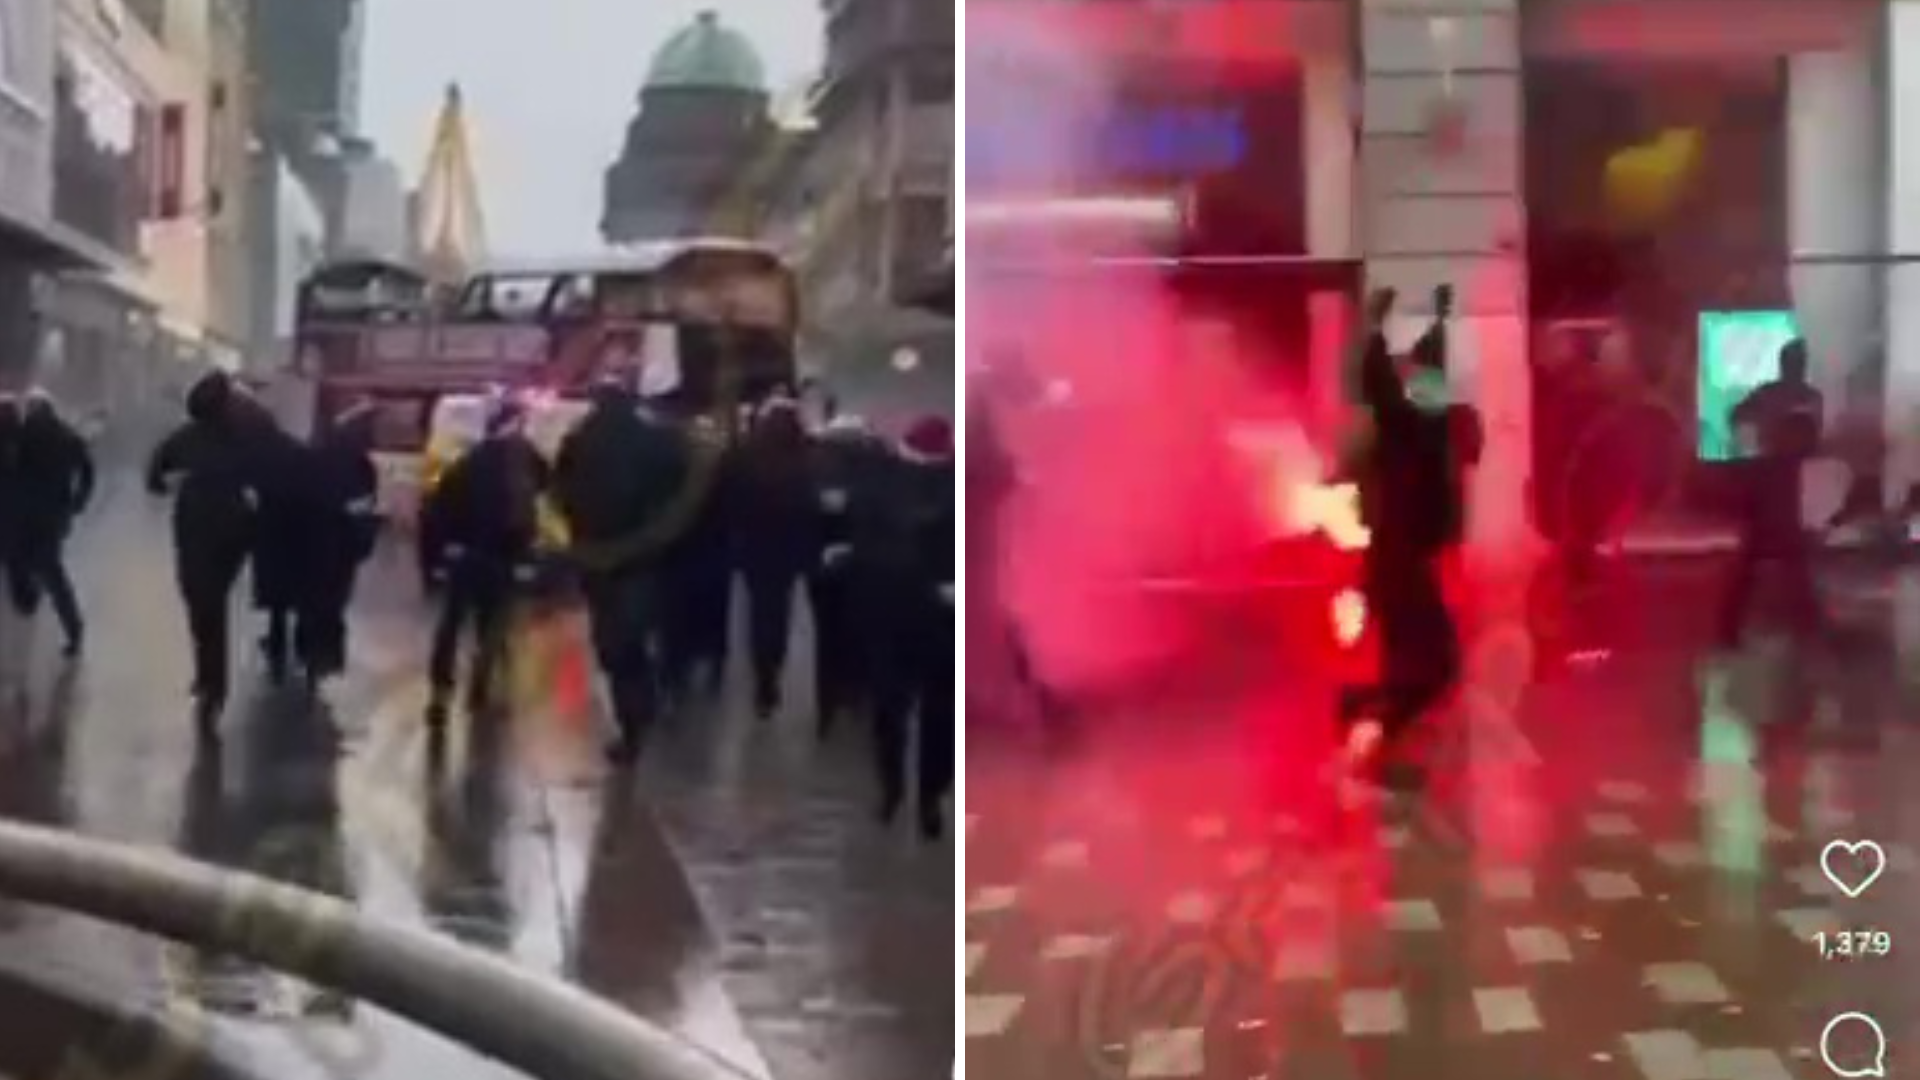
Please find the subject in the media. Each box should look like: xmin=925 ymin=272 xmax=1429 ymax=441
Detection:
xmin=0 ymin=472 xmax=952 ymax=1080
xmin=965 ymin=554 xmax=1920 ymax=1079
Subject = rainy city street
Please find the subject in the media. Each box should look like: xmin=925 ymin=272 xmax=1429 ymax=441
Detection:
xmin=964 ymin=553 xmax=1920 ymax=1080
xmin=0 ymin=471 xmax=952 ymax=1080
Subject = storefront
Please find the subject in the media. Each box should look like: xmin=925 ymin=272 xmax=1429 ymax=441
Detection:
xmin=1518 ymin=0 xmax=1890 ymax=540
xmin=967 ymin=0 xmax=1358 ymax=432
xmin=0 ymin=0 xmax=105 ymax=389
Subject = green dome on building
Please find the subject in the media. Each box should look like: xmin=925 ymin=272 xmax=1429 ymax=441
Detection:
xmin=643 ymin=10 xmax=767 ymax=93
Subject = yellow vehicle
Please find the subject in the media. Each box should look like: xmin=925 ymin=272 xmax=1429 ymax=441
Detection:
xmin=417 ymin=391 xmax=590 ymax=586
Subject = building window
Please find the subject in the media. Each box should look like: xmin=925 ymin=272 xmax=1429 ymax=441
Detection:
xmin=53 ymin=41 xmax=148 ymax=255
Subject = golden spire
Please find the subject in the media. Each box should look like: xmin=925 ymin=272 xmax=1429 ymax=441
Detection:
xmin=413 ymin=82 xmax=487 ymax=282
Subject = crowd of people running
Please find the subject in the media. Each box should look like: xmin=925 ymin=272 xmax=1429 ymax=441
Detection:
xmin=122 ymin=368 xmax=954 ymax=838
xmin=420 ymin=372 xmax=955 ymax=836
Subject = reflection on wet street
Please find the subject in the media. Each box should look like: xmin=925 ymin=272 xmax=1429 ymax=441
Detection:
xmin=966 ymin=557 xmax=1920 ymax=1079
xmin=0 ymin=478 xmax=951 ymax=1080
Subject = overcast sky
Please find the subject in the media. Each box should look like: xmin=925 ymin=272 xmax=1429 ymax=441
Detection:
xmin=360 ymin=0 xmax=822 ymax=258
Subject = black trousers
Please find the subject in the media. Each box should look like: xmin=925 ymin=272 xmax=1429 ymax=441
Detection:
xmin=428 ymin=557 xmax=513 ymax=706
xmin=178 ymin=553 xmax=246 ymax=706
xmin=743 ymin=563 xmax=799 ymax=699
xmin=295 ymin=600 xmax=348 ymax=679
xmin=807 ymin=566 xmax=858 ymax=724
xmin=296 ymin=535 xmax=367 ymax=680
xmin=1343 ymin=545 xmax=1460 ymax=741
xmin=582 ymin=569 xmax=660 ymax=745
xmin=1721 ymin=462 xmax=1820 ymax=639
xmin=1720 ymin=529 xmax=1820 ymax=638
xmin=868 ymin=589 xmax=955 ymax=815
xmin=661 ymin=556 xmax=730 ymax=695
xmin=8 ymin=530 xmax=83 ymax=643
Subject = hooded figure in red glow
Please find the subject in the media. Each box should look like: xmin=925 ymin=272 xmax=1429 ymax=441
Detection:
xmin=1337 ymin=286 xmax=1470 ymax=789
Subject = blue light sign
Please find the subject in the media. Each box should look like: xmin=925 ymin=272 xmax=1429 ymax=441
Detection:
xmin=970 ymin=105 xmax=1249 ymax=185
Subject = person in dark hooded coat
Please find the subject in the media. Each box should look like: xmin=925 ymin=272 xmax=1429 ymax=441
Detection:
xmin=0 ymin=397 xmax=26 ymax=609
xmin=807 ymin=414 xmax=879 ymax=736
xmin=553 ymin=375 xmax=696 ymax=763
xmin=9 ymin=391 xmax=95 ymax=655
xmin=419 ymin=396 xmax=548 ymax=727
xmin=850 ymin=415 xmax=955 ymax=840
xmin=229 ymin=391 xmax=316 ymax=683
xmin=295 ymin=399 xmax=381 ymax=684
xmin=658 ymin=413 xmax=733 ymax=703
xmin=730 ymin=396 xmax=819 ymax=718
xmin=146 ymin=371 xmax=258 ymax=736
xmin=1337 ymin=287 xmax=1467 ymax=789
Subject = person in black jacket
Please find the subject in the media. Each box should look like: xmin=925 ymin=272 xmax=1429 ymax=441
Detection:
xmin=731 ymin=396 xmax=819 ymax=718
xmin=808 ymin=415 xmax=876 ymax=736
xmin=553 ymin=375 xmax=697 ymax=763
xmin=147 ymin=371 xmax=258 ymax=737
xmin=658 ymin=414 xmax=732 ymax=704
xmin=10 ymin=391 xmax=93 ymax=655
xmin=853 ymin=415 xmax=955 ymax=839
xmin=0 ymin=397 xmax=25 ymax=618
xmin=1338 ymin=287 xmax=1466 ymax=788
xmin=296 ymin=400 xmax=380 ymax=685
xmin=1720 ymin=337 xmax=1826 ymax=644
xmin=232 ymin=394 xmax=314 ymax=684
xmin=419 ymin=396 xmax=547 ymax=728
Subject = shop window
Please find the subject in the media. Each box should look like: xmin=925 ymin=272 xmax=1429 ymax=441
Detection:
xmin=1526 ymin=59 xmax=1788 ymax=317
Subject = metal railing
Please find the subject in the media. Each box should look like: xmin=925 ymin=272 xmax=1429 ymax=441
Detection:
xmin=0 ymin=819 xmax=756 ymax=1080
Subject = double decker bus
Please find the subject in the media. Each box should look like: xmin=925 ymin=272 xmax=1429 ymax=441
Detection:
xmin=294 ymin=238 xmax=798 ymax=518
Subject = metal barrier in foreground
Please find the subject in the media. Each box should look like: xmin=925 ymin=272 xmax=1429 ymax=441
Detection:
xmin=0 ymin=819 xmax=757 ymax=1080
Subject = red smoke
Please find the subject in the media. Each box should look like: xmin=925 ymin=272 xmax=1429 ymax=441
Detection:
xmin=982 ymin=271 xmax=1329 ymax=695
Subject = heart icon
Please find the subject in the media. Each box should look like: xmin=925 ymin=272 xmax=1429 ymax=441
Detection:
xmin=1821 ymin=840 xmax=1887 ymax=899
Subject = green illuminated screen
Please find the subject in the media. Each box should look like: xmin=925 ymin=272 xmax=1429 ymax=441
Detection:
xmin=1697 ymin=310 xmax=1801 ymax=460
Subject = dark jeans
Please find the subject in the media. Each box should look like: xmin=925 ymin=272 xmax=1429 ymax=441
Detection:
xmin=260 ymin=605 xmax=294 ymax=674
xmin=866 ymin=584 xmax=954 ymax=819
xmin=661 ymin=556 xmax=730 ymax=696
xmin=1343 ymin=545 xmax=1460 ymax=742
xmin=582 ymin=569 xmax=660 ymax=745
xmin=743 ymin=563 xmax=799 ymax=702
xmin=296 ymin=537 xmax=367 ymax=680
xmin=807 ymin=566 xmax=858 ymax=725
xmin=178 ymin=552 xmax=246 ymax=706
xmin=9 ymin=531 xmax=83 ymax=644
xmin=296 ymin=603 xmax=349 ymax=678
xmin=429 ymin=557 xmax=513 ymax=707
xmin=1721 ymin=462 xmax=1821 ymax=640
xmin=1720 ymin=530 xmax=1820 ymax=639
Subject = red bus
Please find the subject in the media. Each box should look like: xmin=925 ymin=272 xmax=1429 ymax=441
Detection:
xmin=294 ymin=239 xmax=799 ymax=516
